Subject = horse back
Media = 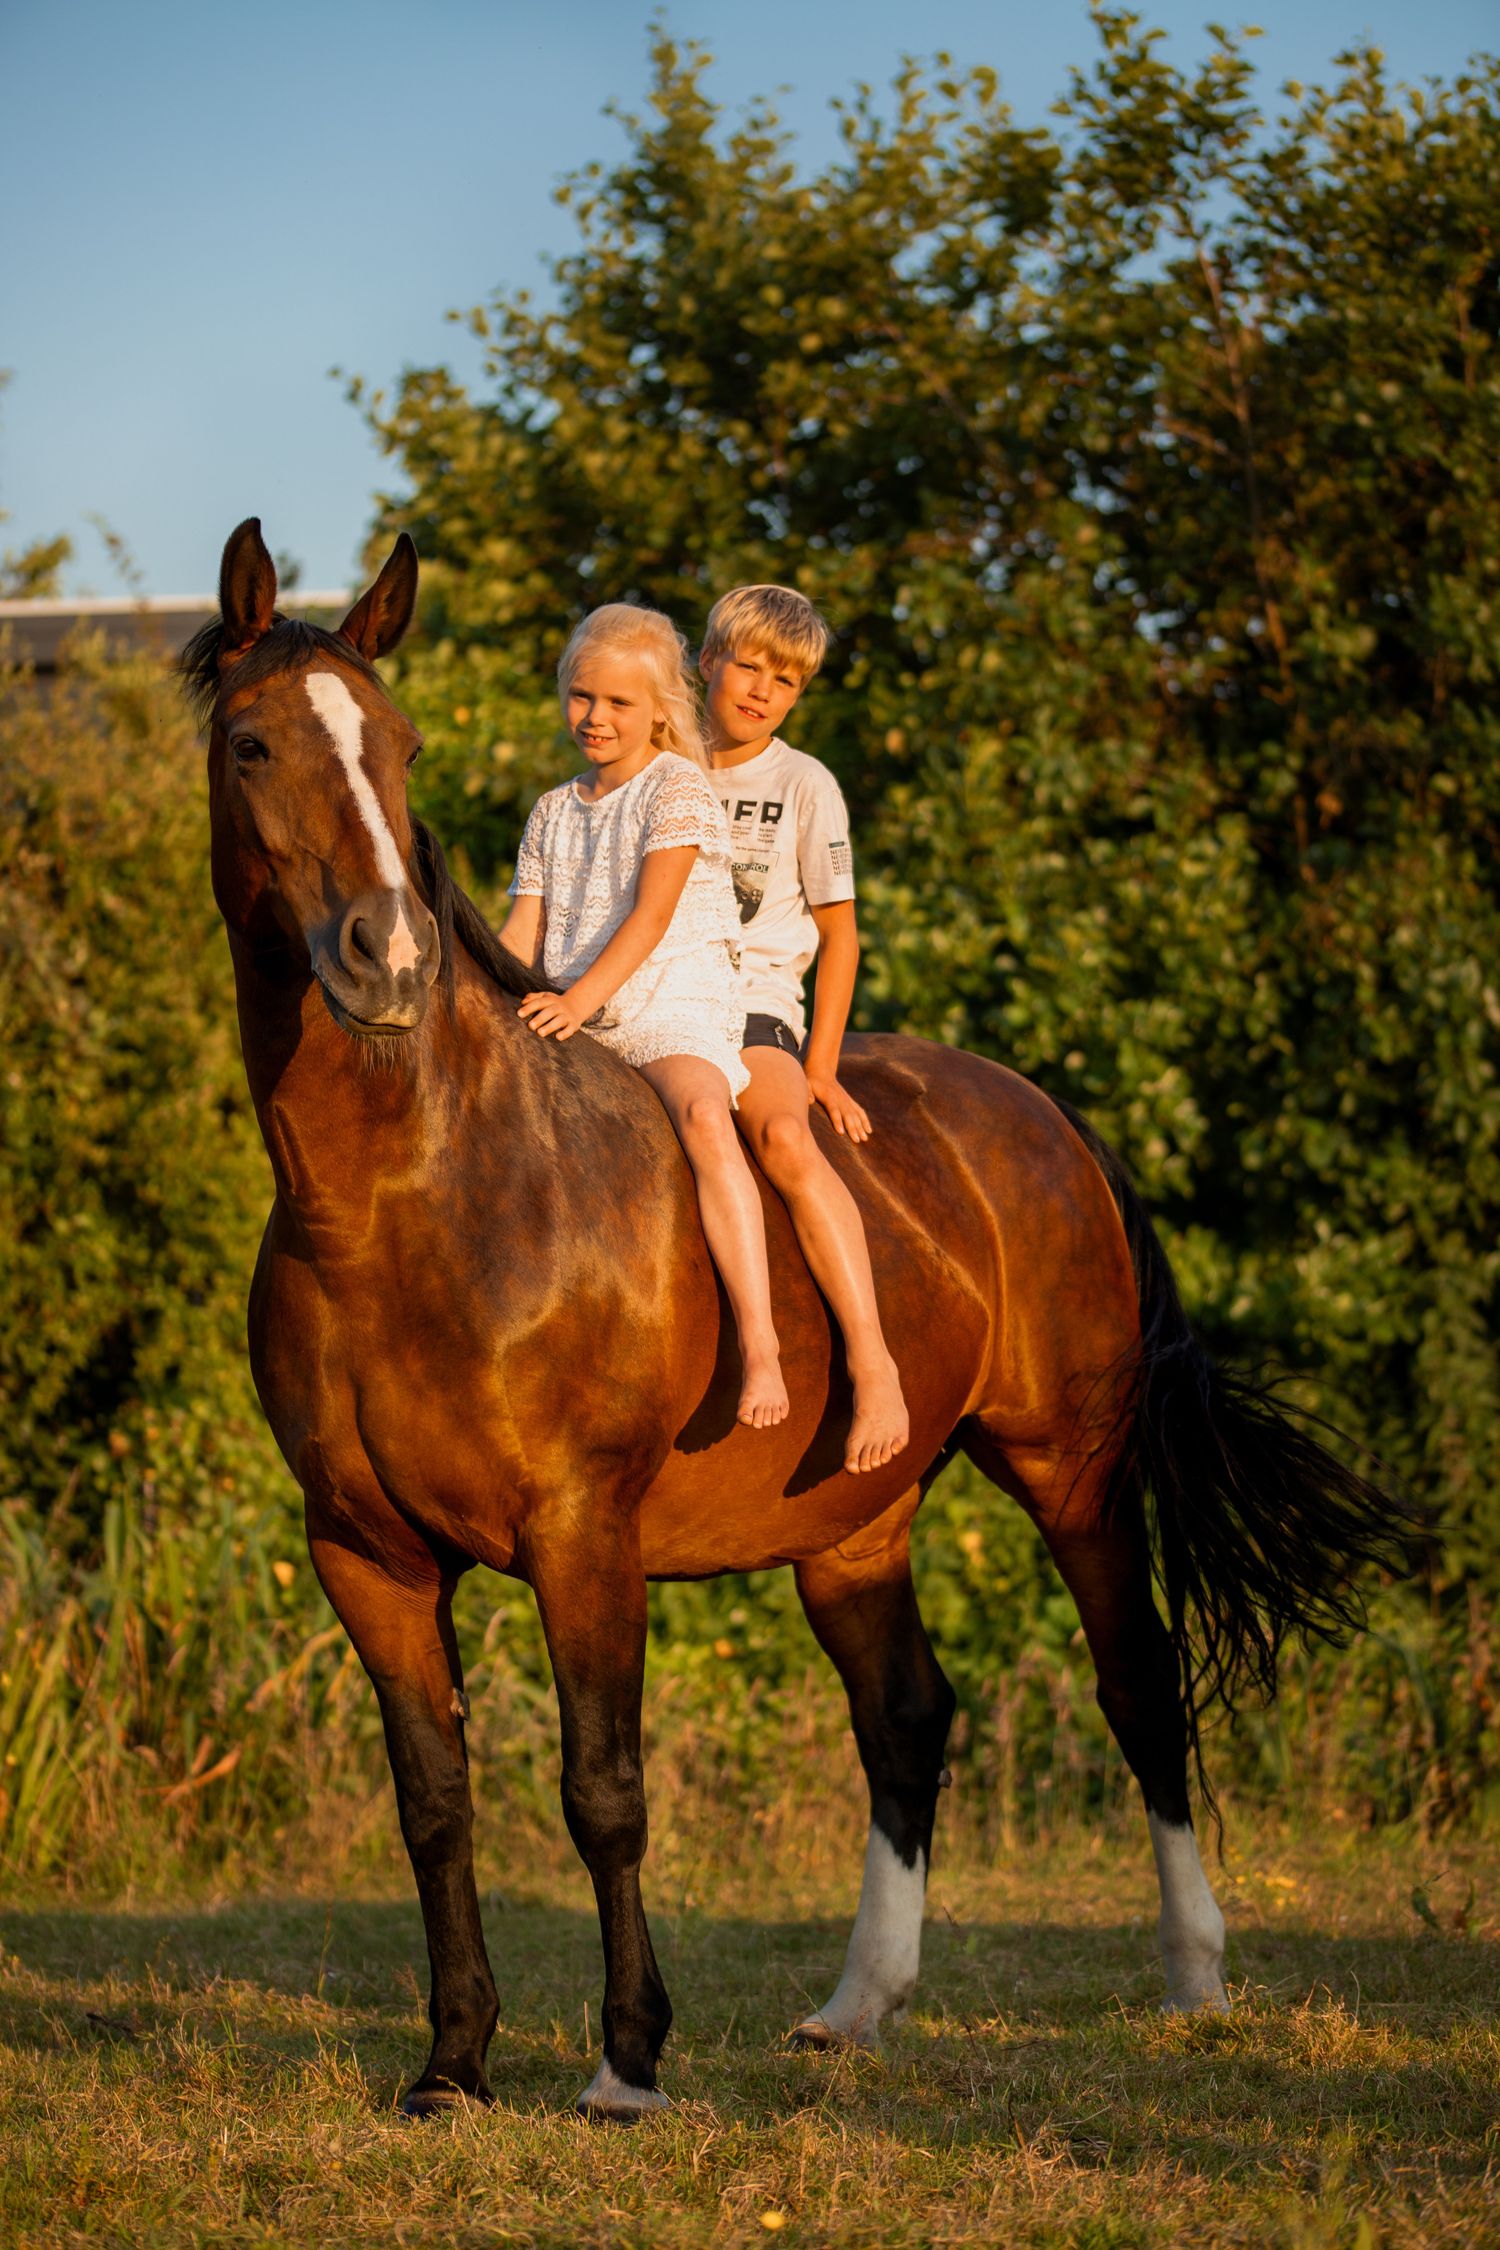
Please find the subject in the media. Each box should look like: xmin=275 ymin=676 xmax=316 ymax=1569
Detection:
xmin=638 ymin=1034 xmax=1137 ymax=1576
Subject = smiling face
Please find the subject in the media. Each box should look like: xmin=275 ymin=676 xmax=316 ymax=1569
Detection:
xmin=563 ymin=649 xmax=665 ymax=790
xmin=700 ymin=645 xmax=806 ymax=763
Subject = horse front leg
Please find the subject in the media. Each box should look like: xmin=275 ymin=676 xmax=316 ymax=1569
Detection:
xmin=307 ymin=1506 xmax=500 ymax=2112
xmin=525 ymin=1518 xmax=671 ymax=2121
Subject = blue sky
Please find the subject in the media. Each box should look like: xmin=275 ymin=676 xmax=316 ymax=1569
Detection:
xmin=3 ymin=0 xmax=1494 ymax=595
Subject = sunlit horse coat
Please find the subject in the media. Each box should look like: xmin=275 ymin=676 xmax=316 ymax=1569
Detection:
xmin=185 ymin=520 xmax=1401 ymax=2120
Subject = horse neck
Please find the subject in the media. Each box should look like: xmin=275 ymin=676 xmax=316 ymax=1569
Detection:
xmin=229 ymin=933 xmax=467 ymax=1217
xmin=229 ymin=928 xmax=576 ymax=1212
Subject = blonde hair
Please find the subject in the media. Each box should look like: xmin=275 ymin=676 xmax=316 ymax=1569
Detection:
xmin=557 ymin=603 xmax=708 ymax=770
xmin=701 ymin=584 xmax=832 ymax=681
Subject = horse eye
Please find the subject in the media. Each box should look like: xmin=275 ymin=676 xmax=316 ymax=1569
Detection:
xmin=231 ymin=736 xmax=267 ymax=767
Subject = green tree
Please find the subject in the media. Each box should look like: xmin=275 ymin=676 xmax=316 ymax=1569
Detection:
xmin=357 ymin=15 xmax=1500 ymax=1598
xmin=0 ymin=649 xmax=275 ymax=1523
xmin=5 ymin=18 xmax=1496 ymax=1873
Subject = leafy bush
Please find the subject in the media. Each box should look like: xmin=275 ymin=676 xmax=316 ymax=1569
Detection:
xmin=0 ymin=641 xmax=1492 ymax=1888
xmin=5 ymin=13 xmax=1500 ymax=1880
xmin=358 ymin=16 xmax=1500 ymax=1599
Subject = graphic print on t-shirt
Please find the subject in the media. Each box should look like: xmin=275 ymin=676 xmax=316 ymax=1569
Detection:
xmin=712 ymin=739 xmax=856 ymax=1041
xmin=718 ymin=794 xmax=785 ymax=924
xmin=731 ymin=858 xmax=770 ymax=922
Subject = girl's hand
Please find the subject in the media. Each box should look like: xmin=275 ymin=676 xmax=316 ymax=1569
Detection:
xmin=806 ymin=1068 xmax=872 ymax=1143
xmin=517 ymin=989 xmax=589 ymax=1041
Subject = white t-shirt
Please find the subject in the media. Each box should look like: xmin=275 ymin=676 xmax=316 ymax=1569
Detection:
xmin=712 ymin=738 xmax=855 ymax=1041
xmin=509 ymin=752 xmax=740 ymax=988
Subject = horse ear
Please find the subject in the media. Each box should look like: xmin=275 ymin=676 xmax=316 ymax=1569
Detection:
xmin=338 ymin=534 xmax=419 ymax=661
xmin=219 ymin=518 xmax=278 ymax=662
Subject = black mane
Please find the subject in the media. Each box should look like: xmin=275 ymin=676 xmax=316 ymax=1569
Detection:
xmin=177 ymin=614 xmax=384 ymax=729
xmin=411 ymin=818 xmax=554 ymax=1003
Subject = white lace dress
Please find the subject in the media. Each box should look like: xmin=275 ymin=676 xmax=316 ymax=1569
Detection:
xmin=510 ymin=752 xmax=749 ymax=1097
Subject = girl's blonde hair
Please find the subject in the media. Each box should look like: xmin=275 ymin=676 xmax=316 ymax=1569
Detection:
xmin=557 ymin=603 xmax=708 ymax=770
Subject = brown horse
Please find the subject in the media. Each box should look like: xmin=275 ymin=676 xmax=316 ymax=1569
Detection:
xmin=184 ymin=520 xmax=1399 ymax=2121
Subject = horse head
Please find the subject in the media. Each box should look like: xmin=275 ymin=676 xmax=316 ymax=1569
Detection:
xmin=187 ymin=518 xmax=440 ymax=1037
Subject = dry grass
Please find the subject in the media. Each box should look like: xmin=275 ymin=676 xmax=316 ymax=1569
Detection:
xmin=1 ymin=1814 xmax=1495 ymax=2249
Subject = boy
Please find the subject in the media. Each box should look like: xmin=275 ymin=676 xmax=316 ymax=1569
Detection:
xmin=700 ymin=585 xmax=908 ymax=1474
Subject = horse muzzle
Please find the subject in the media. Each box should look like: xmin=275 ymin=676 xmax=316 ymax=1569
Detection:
xmin=311 ymin=889 xmax=440 ymax=1036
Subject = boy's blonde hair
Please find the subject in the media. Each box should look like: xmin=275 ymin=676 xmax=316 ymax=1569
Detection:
xmin=700 ymin=584 xmax=832 ymax=682
xmin=558 ymin=602 xmax=708 ymax=770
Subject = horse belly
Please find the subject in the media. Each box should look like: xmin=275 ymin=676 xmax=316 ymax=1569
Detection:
xmin=637 ymin=1389 xmax=974 ymax=1576
xmin=638 ymin=1181 xmax=990 ymax=1577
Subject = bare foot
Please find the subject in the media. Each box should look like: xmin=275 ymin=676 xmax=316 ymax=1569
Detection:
xmin=737 ymin=1350 xmax=789 ymax=1430
xmin=845 ymin=1355 xmax=909 ymax=1474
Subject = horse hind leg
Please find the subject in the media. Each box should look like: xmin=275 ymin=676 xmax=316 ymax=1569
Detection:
xmin=964 ymin=1421 xmax=1228 ymax=2013
xmin=791 ymin=1487 xmax=956 ymax=2049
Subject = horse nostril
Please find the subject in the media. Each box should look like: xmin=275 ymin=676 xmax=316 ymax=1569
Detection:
xmin=344 ymin=911 xmax=381 ymax=970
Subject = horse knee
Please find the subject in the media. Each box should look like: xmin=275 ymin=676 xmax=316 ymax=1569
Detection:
xmin=561 ymin=1752 xmax=649 ymax=1875
xmin=372 ymin=1687 xmax=474 ymax=1854
xmin=392 ymin=1749 xmax=472 ymax=1859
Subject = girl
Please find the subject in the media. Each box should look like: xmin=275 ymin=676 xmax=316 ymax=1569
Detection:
xmin=500 ymin=603 xmax=788 ymax=1429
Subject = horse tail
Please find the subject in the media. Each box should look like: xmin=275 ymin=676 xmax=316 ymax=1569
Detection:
xmin=1051 ymin=1097 xmax=1417 ymax=1797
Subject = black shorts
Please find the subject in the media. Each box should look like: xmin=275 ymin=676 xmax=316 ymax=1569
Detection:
xmin=742 ymin=1013 xmax=803 ymax=1058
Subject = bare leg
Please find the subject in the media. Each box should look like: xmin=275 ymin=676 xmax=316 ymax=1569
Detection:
xmin=790 ymin=1495 xmax=955 ymax=2046
xmin=640 ymin=1054 xmax=787 ymax=1427
xmin=736 ymin=1049 xmax=906 ymax=1470
xmin=308 ymin=1508 xmax=500 ymax=2111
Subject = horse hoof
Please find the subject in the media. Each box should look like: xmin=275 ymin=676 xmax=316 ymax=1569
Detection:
xmin=788 ymin=2017 xmax=838 ymax=2051
xmin=787 ymin=2015 xmax=879 ymax=2053
xmin=575 ymin=2058 xmax=669 ymax=2123
xmin=1162 ymin=1987 xmax=1231 ymax=2016
xmin=401 ymin=2080 xmax=493 ymax=2118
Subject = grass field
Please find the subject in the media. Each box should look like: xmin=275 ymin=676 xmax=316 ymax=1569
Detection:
xmin=1 ymin=1810 xmax=1495 ymax=2249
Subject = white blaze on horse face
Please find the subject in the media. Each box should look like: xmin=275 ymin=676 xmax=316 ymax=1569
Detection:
xmin=1149 ymin=1812 xmax=1229 ymax=2012
xmin=304 ymin=670 xmax=422 ymax=975
xmin=796 ymin=1826 xmax=926 ymax=2048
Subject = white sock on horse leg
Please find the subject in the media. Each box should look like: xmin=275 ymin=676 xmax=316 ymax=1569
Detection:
xmin=1149 ymin=1810 xmax=1229 ymax=2011
xmin=798 ymin=1825 xmax=927 ymax=2048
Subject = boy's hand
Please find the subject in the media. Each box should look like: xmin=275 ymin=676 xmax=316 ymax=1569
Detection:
xmin=517 ymin=989 xmax=589 ymax=1041
xmin=806 ymin=1067 xmax=872 ymax=1143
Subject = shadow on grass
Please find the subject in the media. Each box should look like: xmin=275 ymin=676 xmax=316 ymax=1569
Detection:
xmin=2 ymin=1894 xmax=1494 ymax=2177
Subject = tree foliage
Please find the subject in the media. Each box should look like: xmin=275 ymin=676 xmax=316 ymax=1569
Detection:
xmin=3 ymin=637 xmax=1491 ymax=1866
xmin=3 ymin=18 xmax=1499 ymax=1870
xmin=356 ymin=14 xmax=1500 ymax=1593
xmin=0 ymin=651 xmax=270 ymax=1515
